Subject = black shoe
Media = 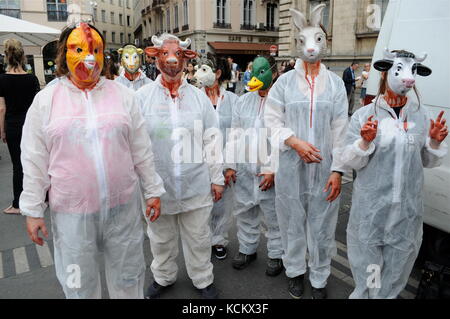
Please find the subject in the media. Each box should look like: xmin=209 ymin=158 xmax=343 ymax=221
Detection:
xmin=145 ymin=281 xmax=172 ymax=299
xmin=232 ymin=252 xmax=257 ymax=270
xmin=212 ymin=245 xmax=227 ymax=260
xmin=311 ymin=287 xmax=327 ymax=299
xmin=198 ymin=284 xmax=219 ymax=299
xmin=266 ymin=258 xmax=283 ymax=277
xmin=288 ymin=275 xmax=305 ymax=299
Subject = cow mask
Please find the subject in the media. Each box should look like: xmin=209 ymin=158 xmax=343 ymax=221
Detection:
xmin=145 ymin=34 xmax=197 ymax=78
xmin=374 ymin=48 xmax=432 ymax=96
xmin=66 ymin=23 xmax=104 ymax=89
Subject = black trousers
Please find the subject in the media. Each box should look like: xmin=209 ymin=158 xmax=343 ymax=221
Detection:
xmin=5 ymin=119 xmax=24 ymax=209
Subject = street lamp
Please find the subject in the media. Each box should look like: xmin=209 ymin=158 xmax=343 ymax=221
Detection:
xmin=89 ymin=1 xmax=98 ymax=24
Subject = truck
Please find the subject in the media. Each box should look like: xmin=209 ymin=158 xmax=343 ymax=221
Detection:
xmin=365 ymin=0 xmax=450 ymax=235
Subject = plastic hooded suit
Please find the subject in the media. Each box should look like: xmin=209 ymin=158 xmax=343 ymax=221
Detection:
xmin=195 ymin=53 xmax=239 ymax=247
xmin=136 ymin=34 xmax=224 ymax=290
xmin=225 ymin=56 xmax=283 ymax=259
xmin=265 ymin=59 xmax=349 ymax=288
xmin=19 ymin=24 xmax=165 ymax=299
xmin=342 ymin=49 xmax=448 ymax=299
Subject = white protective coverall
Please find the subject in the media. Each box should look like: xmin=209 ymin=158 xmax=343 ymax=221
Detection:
xmin=225 ymin=91 xmax=283 ymax=258
xmin=264 ymin=60 xmax=349 ymax=288
xmin=115 ymin=69 xmax=152 ymax=91
xmin=136 ymin=76 xmax=225 ymax=289
xmin=201 ymin=86 xmax=238 ymax=247
xmin=19 ymin=77 xmax=165 ymax=299
xmin=342 ymin=97 xmax=448 ymax=299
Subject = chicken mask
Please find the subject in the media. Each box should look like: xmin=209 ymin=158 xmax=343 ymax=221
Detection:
xmin=66 ymin=23 xmax=104 ymax=89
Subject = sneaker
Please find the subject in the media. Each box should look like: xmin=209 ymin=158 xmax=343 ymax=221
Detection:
xmin=212 ymin=245 xmax=227 ymax=260
xmin=311 ymin=287 xmax=327 ymax=299
xmin=198 ymin=284 xmax=219 ymax=299
xmin=232 ymin=252 xmax=257 ymax=270
xmin=265 ymin=258 xmax=283 ymax=277
xmin=145 ymin=281 xmax=172 ymax=299
xmin=288 ymin=275 xmax=305 ymax=299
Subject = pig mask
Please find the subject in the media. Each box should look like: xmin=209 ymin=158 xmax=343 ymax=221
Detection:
xmin=66 ymin=23 xmax=104 ymax=89
xmin=290 ymin=4 xmax=327 ymax=63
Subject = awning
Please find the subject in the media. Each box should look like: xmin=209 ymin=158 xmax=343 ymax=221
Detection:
xmin=0 ymin=14 xmax=60 ymax=54
xmin=208 ymin=42 xmax=274 ymax=55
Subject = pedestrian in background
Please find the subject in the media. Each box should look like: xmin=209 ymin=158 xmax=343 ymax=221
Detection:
xmin=227 ymin=56 xmax=240 ymax=93
xmin=359 ymin=63 xmax=370 ymax=106
xmin=143 ymin=54 xmax=159 ymax=80
xmin=182 ymin=61 xmax=196 ymax=84
xmin=242 ymin=61 xmax=253 ymax=93
xmin=0 ymin=39 xmax=40 ymax=215
xmin=342 ymin=61 xmax=359 ymax=116
xmin=104 ymin=52 xmax=119 ymax=80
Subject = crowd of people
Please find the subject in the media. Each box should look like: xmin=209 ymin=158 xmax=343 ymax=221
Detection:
xmin=0 ymin=4 xmax=448 ymax=301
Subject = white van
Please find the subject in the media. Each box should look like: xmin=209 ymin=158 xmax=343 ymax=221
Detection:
xmin=366 ymin=0 xmax=450 ymax=234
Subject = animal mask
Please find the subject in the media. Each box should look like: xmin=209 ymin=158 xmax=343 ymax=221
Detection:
xmin=374 ymin=48 xmax=432 ymax=96
xmin=290 ymin=4 xmax=327 ymax=63
xmin=144 ymin=34 xmax=197 ymax=78
xmin=66 ymin=23 xmax=104 ymax=89
xmin=247 ymin=57 xmax=274 ymax=92
xmin=118 ymin=45 xmax=144 ymax=75
xmin=194 ymin=53 xmax=218 ymax=88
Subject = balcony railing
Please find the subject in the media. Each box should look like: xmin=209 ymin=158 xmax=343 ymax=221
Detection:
xmin=0 ymin=9 xmax=20 ymax=19
xmin=173 ymin=27 xmax=180 ymax=33
xmin=213 ymin=22 xmax=231 ymax=29
xmin=182 ymin=24 xmax=189 ymax=31
xmin=240 ymin=24 xmax=256 ymax=30
xmin=265 ymin=25 xmax=279 ymax=32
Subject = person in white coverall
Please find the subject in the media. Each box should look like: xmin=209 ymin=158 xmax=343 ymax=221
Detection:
xmin=20 ymin=24 xmax=165 ymax=299
xmin=342 ymin=49 xmax=448 ymax=299
xmin=224 ymin=56 xmax=283 ymax=276
xmin=136 ymin=34 xmax=225 ymax=299
xmin=193 ymin=52 xmax=238 ymax=260
xmin=264 ymin=5 xmax=349 ymax=299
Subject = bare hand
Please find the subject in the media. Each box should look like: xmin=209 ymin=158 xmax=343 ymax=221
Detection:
xmin=430 ymin=111 xmax=448 ymax=147
xmin=26 ymin=217 xmax=49 ymax=246
xmin=287 ymin=137 xmax=322 ymax=163
xmin=146 ymin=197 xmax=161 ymax=222
xmin=224 ymin=169 xmax=237 ymax=187
xmin=211 ymin=184 xmax=225 ymax=202
xmin=324 ymin=172 xmax=342 ymax=202
xmin=361 ymin=115 xmax=378 ymax=143
xmin=258 ymin=173 xmax=275 ymax=191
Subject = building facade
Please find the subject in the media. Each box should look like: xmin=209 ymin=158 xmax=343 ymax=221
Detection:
xmin=137 ymin=0 xmax=281 ymax=69
xmin=0 ymin=0 xmax=136 ymax=50
xmin=278 ymin=0 xmax=388 ymax=73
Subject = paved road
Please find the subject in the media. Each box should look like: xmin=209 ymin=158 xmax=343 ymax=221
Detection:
xmin=0 ymin=143 xmax=420 ymax=299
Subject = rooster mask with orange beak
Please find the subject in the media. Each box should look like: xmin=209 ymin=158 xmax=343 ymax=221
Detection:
xmin=66 ymin=23 xmax=104 ymax=90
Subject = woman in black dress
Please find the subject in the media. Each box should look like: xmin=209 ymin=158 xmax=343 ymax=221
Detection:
xmin=0 ymin=39 xmax=40 ymax=214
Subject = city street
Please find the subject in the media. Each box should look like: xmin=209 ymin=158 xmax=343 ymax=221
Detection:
xmin=0 ymin=142 xmax=421 ymax=299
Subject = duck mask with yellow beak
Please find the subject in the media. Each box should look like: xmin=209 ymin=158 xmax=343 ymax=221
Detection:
xmin=246 ymin=56 xmax=276 ymax=92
